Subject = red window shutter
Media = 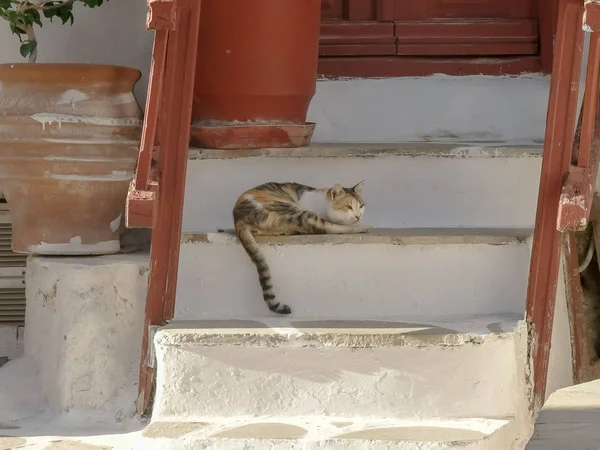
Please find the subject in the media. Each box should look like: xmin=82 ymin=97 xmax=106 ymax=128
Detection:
xmin=392 ymin=0 xmax=539 ymax=56
xmin=319 ymin=0 xmax=397 ymax=56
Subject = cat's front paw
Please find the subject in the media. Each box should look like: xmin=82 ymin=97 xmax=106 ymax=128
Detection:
xmin=354 ymin=224 xmax=372 ymax=233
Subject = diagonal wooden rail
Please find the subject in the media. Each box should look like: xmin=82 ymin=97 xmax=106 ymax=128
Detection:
xmin=125 ymin=0 xmax=201 ymax=414
xmin=528 ymin=0 xmax=600 ymax=410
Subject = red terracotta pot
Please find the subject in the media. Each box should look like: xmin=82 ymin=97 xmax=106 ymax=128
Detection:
xmin=0 ymin=64 xmax=142 ymax=255
xmin=191 ymin=0 xmax=321 ymax=149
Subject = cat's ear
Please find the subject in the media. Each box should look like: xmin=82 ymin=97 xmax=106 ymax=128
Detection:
xmin=352 ymin=180 xmax=365 ymax=194
xmin=331 ymin=184 xmax=344 ymax=200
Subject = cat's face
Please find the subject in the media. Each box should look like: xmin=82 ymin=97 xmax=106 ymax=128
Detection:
xmin=326 ymin=181 xmax=365 ymax=225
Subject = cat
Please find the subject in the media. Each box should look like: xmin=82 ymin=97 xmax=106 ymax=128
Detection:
xmin=233 ymin=181 xmax=371 ymax=315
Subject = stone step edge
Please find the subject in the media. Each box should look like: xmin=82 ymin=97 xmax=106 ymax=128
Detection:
xmin=156 ymin=316 xmax=525 ymax=349
xmin=140 ymin=416 xmax=516 ymax=443
xmin=188 ymin=141 xmax=542 ymax=160
xmin=181 ymin=227 xmax=533 ymax=246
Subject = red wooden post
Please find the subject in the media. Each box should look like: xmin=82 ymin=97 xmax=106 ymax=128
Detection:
xmin=557 ymin=32 xmax=600 ymax=232
xmin=126 ymin=1 xmax=173 ymax=230
xmin=134 ymin=0 xmax=201 ymax=414
xmin=526 ymin=0 xmax=584 ymax=411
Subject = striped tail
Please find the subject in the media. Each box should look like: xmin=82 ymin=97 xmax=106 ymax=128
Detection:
xmin=235 ymin=222 xmax=292 ymax=315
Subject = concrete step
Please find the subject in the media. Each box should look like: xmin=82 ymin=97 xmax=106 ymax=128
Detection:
xmin=526 ymin=379 xmax=600 ymax=450
xmin=182 ymin=142 xmax=542 ymax=232
xmin=174 ymin=228 xmax=532 ymax=320
xmin=308 ymin=76 xmax=549 ymax=144
xmin=137 ymin=416 xmax=521 ymax=450
xmin=152 ymin=316 xmax=527 ymax=422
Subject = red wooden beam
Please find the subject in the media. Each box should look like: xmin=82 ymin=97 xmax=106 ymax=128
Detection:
xmin=136 ymin=0 xmax=201 ymax=414
xmin=564 ymin=232 xmax=587 ymax=383
xmin=526 ymin=0 xmax=584 ymax=411
xmin=538 ymin=0 xmax=560 ymax=73
xmin=585 ymin=0 xmax=600 ymax=31
xmin=557 ymin=32 xmax=600 ymax=233
xmin=126 ymin=5 xmax=170 ymax=229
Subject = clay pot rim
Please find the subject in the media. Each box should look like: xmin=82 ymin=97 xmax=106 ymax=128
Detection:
xmin=0 ymin=63 xmax=141 ymax=84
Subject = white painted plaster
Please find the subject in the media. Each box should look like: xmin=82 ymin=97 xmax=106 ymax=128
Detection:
xmin=526 ymin=379 xmax=600 ymax=449
xmin=0 ymin=356 xmax=44 ymax=422
xmin=0 ymin=325 xmax=23 ymax=359
xmin=27 ymin=238 xmax=120 ymax=255
xmin=308 ymin=75 xmax=550 ymax=143
xmin=153 ymin=321 xmax=522 ymax=420
xmin=24 ymin=253 xmax=149 ymax=410
xmin=545 ymin=254 xmax=575 ymax=401
xmin=57 ymin=89 xmax=89 ymax=105
xmin=110 ymin=213 xmax=123 ymax=232
xmin=183 ymin=149 xmax=542 ymax=232
xmin=137 ymin=416 xmax=518 ymax=450
xmin=31 ymin=113 xmax=143 ymax=130
xmin=45 ymin=171 xmax=135 ymax=182
xmin=0 ymin=356 xmax=144 ymax=445
xmin=43 ymin=139 xmax=140 ymax=146
xmin=175 ymin=234 xmax=531 ymax=320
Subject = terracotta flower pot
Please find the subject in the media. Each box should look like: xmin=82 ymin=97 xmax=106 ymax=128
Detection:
xmin=191 ymin=0 xmax=321 ymax=149
xmin=0 ymin=64 xmax=143 ymax=255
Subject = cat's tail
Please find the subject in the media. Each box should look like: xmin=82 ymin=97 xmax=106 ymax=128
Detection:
xmin=234 ymin=221 xmax=292 ymax=315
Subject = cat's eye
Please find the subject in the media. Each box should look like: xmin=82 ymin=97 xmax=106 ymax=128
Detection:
xmin=345 ymin=205 xmax=353 ymax=210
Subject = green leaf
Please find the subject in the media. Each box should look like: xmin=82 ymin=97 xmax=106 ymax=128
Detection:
xmin=24 ymin=9 xmax=42 ymax=27
xmin=0 ymin=0 xmax=11 ymax=8
xmin=42 ymin=2 xmax=57 ymax=19
xmin=9 ymin=23 xmax=25 ymax=35
xmin=19 ymin=39 xmax=37 ymax=58
xmin=81 ymin=0 xmax=104 ymax=7
xmin=53 ymin=4 xmax=73 ymax=24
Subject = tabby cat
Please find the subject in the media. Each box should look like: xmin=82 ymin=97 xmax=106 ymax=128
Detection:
xmin=233 ymin=181 xmax=370 ymax=315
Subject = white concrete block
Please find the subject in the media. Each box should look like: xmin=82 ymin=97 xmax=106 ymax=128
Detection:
xmin=153 ymin=318 xmax=525 ymax=421
xmin=183 ymin=144 xmax=542 ymax=233
xmin=24 ymin=253 xmax=149 ymax=410
xmin=175 ymin=229 xmax=532 ymax=320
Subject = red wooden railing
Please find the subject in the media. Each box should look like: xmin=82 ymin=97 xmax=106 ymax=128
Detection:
xmin=125 ymin=0 xmax=201 ymax=414
xmin=527 ymin=0 xmax=600 ymax=410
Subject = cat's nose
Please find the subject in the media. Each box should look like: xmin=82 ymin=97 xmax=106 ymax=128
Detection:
xmin=354 ymin=215 xmax=361 ymax=220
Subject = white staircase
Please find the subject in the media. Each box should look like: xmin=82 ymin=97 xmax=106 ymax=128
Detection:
xmin=135 ymin=64 xmax=549 ymax=450
xmin=136 ymin=135 xmax=542 ymax=449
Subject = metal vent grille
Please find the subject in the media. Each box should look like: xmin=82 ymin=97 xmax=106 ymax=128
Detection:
xmin=0 ymin=200 xmax=26 ymax=325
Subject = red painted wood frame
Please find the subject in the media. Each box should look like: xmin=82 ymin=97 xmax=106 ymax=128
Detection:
xmin=125 ymin=0 xmax=201 ymax=414
xmin=557 ymin=0 xmax=600 ymax=387
xmin=527 ymin=0 xmax=600 ymax=409
xmin=318 ymin=0 xmax=559 ymax=77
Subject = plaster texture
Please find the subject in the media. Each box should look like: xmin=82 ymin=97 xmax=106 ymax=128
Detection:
xmin=183 ymin=143 xmax=542 ymax=232
xmin=153 ymin=317 xmax=526 ymax=420
xmin=0 ymin=325 xmax=23 ymax=359
xmin=136 ymin=417 xmax=520 ymax=450
xmin=526 ymin=379 xmax=600 ymax=449
xmin=175 ymin=229 xmax=532 ymax=320
xmin=24 ymin=253 xmax=149 ymax=410
xmin=308 ymin=76 xmax=550 ymax=143
xmin=545 ymin=261 xmax=574 ymax=400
